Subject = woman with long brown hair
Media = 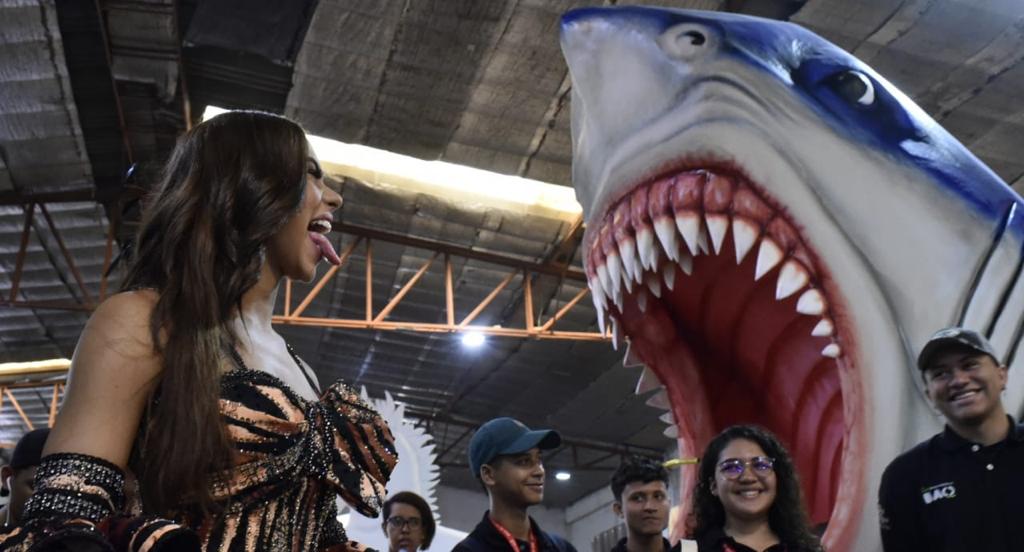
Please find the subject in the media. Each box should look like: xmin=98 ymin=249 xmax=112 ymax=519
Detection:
xmin=0 ymin=111 xmax=397 ymax=551
xmin=689 ymin=425 xmax=822 ymax=552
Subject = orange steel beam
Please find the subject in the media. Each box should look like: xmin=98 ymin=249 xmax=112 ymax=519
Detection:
xmin=365 ymin=240 xmax=373 ymax=321
xmin=4 ymin=388 xmax=35 ymax=430
xmin=338 ymin=222 xmax=585 ymax=281
xmin=539 ymin=286 xmax=590 ymax=333
xmin=284 ymin=277 xmax=292 ymax=317
xmin=524 ymin=271 xmax=535 ymax=332
xmin=0 ymin=379 xmax=68 ymax=390
xmin=39 ymin=204 xmax=95 ymax=306
xmin=271 ymin=316 xmax=607 ymax=341
xmin=8 ymin=204 xmax=36 ymax=302
xmin=49 ymin=383 xmax=61 ymax=427
xmin=458 ymin=271 xmax=517 ymax=328
xmin=0 ymin=213 xmax=606 ymax=341
xmin=289 ymin=238 xmax=361 ymax=318
xmin=372 ymin=252 xmax=439 ymax=323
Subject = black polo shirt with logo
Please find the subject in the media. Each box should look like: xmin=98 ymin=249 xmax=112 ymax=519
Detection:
xmin=878 ymin=416 xmax=1024 ymax=551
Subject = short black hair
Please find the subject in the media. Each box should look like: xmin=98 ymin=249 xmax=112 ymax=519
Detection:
xmin=382 ymin=491 xmax=436 ymax=550
xmin=611 ymin=455 xmax=668 ymax=502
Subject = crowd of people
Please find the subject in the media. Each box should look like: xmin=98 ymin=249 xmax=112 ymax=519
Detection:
xmin=0 ymin=111 xmax=1019 ymax=551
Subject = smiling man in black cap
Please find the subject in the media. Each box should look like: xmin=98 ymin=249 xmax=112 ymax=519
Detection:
xmin=452 ymin=417 xmax=577 ymax=552
xmin=878 ymin=327 xmax=1024 ymax=552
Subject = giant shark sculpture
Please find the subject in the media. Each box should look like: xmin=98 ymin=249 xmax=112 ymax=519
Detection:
xmin=560 ymin=6 xmax=1024 ymax=551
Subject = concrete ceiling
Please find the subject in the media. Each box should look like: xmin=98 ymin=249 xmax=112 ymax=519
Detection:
xmin=1 ymin=0 xmax=1023 ymax=508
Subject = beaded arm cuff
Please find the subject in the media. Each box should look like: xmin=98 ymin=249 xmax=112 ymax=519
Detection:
xmin=2 ymin=453 xmax=200 ymax=552
xmin=23 ymin=452 xmax=127 ymax=524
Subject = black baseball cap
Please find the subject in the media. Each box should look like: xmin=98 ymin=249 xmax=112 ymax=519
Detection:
xmin=468 ymin=417 xmax=561 ymax=478
xmin=917 ymin=327 xmax=1001 ymax=372
xmin=10 ymin=428 xmax=49 ymax=470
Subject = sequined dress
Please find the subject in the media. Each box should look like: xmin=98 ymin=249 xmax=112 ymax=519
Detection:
xmin=195 ymin=364 xmax=397 ymax=550
xmin=0 ymin=353 xmax=397 ymax=552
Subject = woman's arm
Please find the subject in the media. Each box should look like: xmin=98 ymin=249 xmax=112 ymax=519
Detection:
xmin=43 ymin=290 xmax=163 ymax=465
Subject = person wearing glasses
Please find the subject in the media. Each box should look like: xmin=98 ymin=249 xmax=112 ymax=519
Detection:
xmin=689 ymin=425 xmax=822 ymax=552
xmin=878 ymin=327 xmax=1023 ymax=552
xmin=609 ymin=455 xmax=680 ymax=552
xmin=381 ymin=492 xmax=435 ymax=552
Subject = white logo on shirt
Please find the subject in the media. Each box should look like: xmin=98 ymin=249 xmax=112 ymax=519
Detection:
xmin=921 ymin=482 xmax=956 ymax=505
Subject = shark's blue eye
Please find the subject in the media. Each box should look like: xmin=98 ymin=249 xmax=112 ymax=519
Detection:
xmin=824 ymin=70 xmax=874 ymax=107
xmin=792 ymin=57 xmax=924 ymax=149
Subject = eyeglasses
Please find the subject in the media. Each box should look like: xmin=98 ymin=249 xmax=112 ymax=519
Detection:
xmin=717 ymin=456 xmax=775 ymax=479
xmin=386 ymin=516 xmax=422 ymax=530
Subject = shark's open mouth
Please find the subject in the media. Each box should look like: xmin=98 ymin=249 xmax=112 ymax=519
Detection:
xmin=585 ymin=164 xmax=861 ymax=528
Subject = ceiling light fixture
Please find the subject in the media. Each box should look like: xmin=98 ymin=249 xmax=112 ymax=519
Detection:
xmin=555 ymin=471 xmax=571 ymax=481
xmin=202 ymin=106 xmax=582 ymax=219
xmin=461 ymin=331 xmax=486 ymax=348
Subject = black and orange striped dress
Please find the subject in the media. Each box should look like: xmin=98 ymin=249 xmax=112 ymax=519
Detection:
xmin=190 ymin=364 xmax=398 ymax=550
xmin=0 ymin=355 xmax=397 ymax=552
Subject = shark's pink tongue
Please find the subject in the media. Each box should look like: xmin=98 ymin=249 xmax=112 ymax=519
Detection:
xmin=308 ymin=232 xmax=341 ymax=265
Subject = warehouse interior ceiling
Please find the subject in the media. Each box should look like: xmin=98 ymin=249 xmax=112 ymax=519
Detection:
xmin=2 ymin=0 xmax=1024 ymax=507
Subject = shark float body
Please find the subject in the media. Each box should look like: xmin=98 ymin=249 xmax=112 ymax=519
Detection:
xmin=560 ymin=6 xmax=1024 ymax=551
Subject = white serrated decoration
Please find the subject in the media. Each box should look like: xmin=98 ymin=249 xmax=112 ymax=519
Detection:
xmin=341 ymin=389 xmax=467 ymax=550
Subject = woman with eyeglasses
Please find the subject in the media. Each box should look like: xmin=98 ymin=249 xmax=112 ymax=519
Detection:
xmin=689 ymin=425 xmax=823 ymax=552
xmin=382 ymin=491 xmax=436 ymax=552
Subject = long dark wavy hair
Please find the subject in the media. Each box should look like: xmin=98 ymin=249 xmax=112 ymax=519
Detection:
xmin=691 ymin=425 xmax=823 ymax=552
xmin=122 ymin=110 xmax=310 ymax=515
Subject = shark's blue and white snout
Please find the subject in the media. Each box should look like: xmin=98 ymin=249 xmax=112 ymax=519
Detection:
xmin=562 ymin=6 xmax=1024 ymax=552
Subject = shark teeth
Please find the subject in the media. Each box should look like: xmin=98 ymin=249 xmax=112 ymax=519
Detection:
xmin=705 ymin=213 xmax=729 ymax=254
xmin=653 ymin=218 xmax=680 ymax=262
xmin=635 ymin=365 xmax=662 ymax=394
xmin=624 ymin=342 xmax=645 ymax=367
xmin=637 ymin=227 xmax=657 ymax=271
xmin=776 ymin=260 xmax=809 ymax=300
xmin=675 ymin=212 xmax=702 ymax=256
xmin=590 ymin=169 xmax=843 ymax=363
xmin=645 ymin=273 xmax=662 ymax=298
xmin=645 ymin=389 xmax=671 ymax=410
xmin=812 ymin=318 xmax=834 ymax=337
xmin=755 ymin=238 xmax=783 ymax=280
xmin=732 ymin=218 xmax=758 ymax=264
xmin=797 ymin=288 xmax=826 ymax=315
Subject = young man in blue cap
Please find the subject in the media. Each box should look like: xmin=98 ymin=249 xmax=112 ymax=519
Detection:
xmin=878 ymin=327 xmax=1024 ymax=551
xmin=452 ymin=417 xmax=577 ymax=552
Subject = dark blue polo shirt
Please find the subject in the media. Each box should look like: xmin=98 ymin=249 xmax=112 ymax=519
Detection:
xmin=878 ymin=416 xmax=1024 ymax=551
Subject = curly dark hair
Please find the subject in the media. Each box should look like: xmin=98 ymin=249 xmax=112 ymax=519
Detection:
xmin=381 ymin=491 xmax=436 ymax=550
xmin=691 ymin=425 xmax=823 ymax=552
xmin=611 ymin=455 xmax=668 ymax=501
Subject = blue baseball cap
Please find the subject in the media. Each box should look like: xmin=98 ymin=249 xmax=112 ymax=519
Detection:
xmin=468 ymin=417 xmax=562 ymax=478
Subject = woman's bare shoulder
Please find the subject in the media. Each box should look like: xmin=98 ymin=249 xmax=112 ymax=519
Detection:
xmin=76 ymin=290 xmax=163 ymax=379
xmin=48 ymin=290 xmax=163 ymax=462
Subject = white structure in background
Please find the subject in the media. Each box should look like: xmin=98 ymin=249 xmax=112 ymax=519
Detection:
xmin=342 ymin=389 xmax=468 ymax=551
